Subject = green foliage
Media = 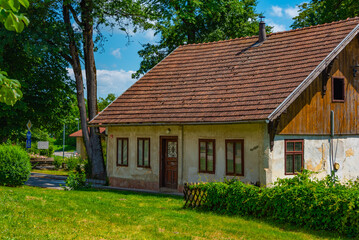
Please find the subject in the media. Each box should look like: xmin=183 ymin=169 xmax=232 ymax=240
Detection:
xmin=292 ymin=0 xmax=359 ymax=29
xmin=0 ymin=0 xmax=76 ymax=142
xmin=0 ymin=0 xmax=29 ymax=106
xmin=53 ymin=156 xmax=63 ymax=169
xmin=134 ymin=0 xmax=262 ymax=78
xmin=65 ymin=156 xmax=86 ymax=171
xmin=194 ymin=171 xmax=359 ymax=237
xmin=0 ymin=0 xmax=29 ymax=33
xmin=0 ymin=71 xmax=22 ymax=105
xmin=0 ymin=144 xmax=31 ymax=186
xmin=64 ymin=171 xmax=87 ymax=190
xmin=98 ymin=93 xmax=116 ymax=112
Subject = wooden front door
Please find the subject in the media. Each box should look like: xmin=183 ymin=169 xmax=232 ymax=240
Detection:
xmin=161 ymin=137 xmax=178 ymax=189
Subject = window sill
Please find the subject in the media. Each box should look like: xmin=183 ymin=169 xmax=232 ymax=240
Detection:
xmin=198 ymin=171 xmax=215 ymax=174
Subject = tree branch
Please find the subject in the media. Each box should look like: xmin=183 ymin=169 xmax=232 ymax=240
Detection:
xmin=69 ymin=5 xmax=82 ymax=27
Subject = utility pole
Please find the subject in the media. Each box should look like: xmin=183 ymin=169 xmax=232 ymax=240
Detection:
xmin=63 ymin=122 xmax=65 ymax=160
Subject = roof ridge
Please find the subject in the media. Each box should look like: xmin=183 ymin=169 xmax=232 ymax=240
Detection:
xmin=181 ymin=16 xmax=359 ymax=47
xmin=269 ymin=16 xmax=359 ymax=37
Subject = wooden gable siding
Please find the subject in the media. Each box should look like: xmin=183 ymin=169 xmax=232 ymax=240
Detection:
xmin=277 ymin=36 xmax=359 ymax=135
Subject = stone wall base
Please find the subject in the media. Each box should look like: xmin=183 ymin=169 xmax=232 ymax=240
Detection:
xmin=109 ymin=177 xmax=160 ymax=191
xmin=109 ymin=177 xmax=184 ymax=193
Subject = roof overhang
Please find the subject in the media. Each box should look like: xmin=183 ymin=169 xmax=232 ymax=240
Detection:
xmin=88 ymin=119 xmax=268 ymax=128
xmin=268 ymin=23 xmax=359 ymax=122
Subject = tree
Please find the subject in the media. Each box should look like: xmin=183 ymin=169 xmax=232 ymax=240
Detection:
xmin=0 ymin=0 xmax=30 ymax=106
xmin=98 ymin=93 xmax=116 ymax=112
xmin=57 ymin=0 xmax=151 ymax=179
xmin=291 ymin=0 xmax=359 ymax=29
xmin=0 ymin=1 xmax=75 ymax=143
xmin=133 ymin=0 xmax=260 ymax=78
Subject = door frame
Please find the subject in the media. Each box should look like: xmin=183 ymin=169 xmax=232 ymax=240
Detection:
xmin=159 ymin=136 xmax=178 ymax=188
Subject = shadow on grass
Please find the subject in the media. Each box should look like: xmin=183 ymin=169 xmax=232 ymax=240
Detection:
xmin=77 ymin=187 xmax=183 ymax=200
xmin=189 ymin=207 xmax=353 ymax=240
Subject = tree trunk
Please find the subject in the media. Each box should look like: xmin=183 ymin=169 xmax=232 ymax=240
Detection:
xmin=62 ymin=1 xmax=106 ymax=180
xmin=81 ymin=0 xmax=106 ymax=180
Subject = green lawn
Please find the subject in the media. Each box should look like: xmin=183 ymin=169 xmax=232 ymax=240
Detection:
xmin=53 ymin=144 xmax=76 ymax=152
xmin=0 ymin=186 xmax=350 ymax=240
xmin=31 ymin=169 xmax=70 ymax=176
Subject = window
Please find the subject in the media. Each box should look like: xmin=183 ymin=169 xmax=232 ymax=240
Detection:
xmin=137 ymin=138 xmax=150 ymax=168
xmin=285 ymin=140 xmax=304 ymax=175
xmin=199 ymin=139 xmax=215 ymax=173
xmin=117 ymin=138 xmax=128 ymax=166
xmin=332 ymin=77 xmax=345 ymax=102
xmin=226 ymin=140 xmax=244 ymax=176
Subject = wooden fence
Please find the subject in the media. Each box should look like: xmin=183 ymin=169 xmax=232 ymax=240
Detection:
xmin=183 ymin=182 xmax=207 ymax=208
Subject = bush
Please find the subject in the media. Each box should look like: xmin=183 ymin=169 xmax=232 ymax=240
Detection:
xmin=53 ymin=156 xmax=63 ymax=169
xmin=47 ymin=145 xmax=54 ymax=157
xmin=0 ymin=144 xmax=31 ymax=186
xmin=65 ymin=171 xmax=88 ymax=190
xmin=65 ymin=156 xmax=83 ymax=171
xmin=192 ymin=171 xmax=359 ymax=237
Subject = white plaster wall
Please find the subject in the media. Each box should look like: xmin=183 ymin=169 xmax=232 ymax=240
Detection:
xmin=269 ymin=135 xmax=359 ymax=184
xmin=107 ymin=123 xmax=267 ymax=187
xmin=182 ymin=123 xmax=266 ymax=185
xmin=107 ymin=125 xmax=183 ymax=184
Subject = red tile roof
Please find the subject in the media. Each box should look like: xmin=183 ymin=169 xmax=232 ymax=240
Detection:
xmin=69 ymin=128 xmax=106 ymax=137
xmin=90 ymin=18 xmax=359 ymax=125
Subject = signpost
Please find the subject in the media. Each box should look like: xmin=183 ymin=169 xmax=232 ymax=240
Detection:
xmin=26 ymin=120 xmax=32 ymax=149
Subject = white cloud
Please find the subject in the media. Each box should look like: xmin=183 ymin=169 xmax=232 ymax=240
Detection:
xmin=270 ymin=6 xmax=283 ymax=17
xmin=67 ymin=68 xmax=136 ymax=98
xmin=284 ymin=6 xmax=300 ymax=18
xmin=143 ymin=29 xmax=156 ymax=41
xmin=267 ymin=19 xmax=286 ymax=33
xmin=111 ymin=48 xmax=122 ymax=59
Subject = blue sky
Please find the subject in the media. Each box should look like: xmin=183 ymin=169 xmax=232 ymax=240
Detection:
xmin=69 ymin=0 xmax=304 ymax=98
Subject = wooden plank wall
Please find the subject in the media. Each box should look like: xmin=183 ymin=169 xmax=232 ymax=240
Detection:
xmin=278 ymin=36 xmax=359 ymax=135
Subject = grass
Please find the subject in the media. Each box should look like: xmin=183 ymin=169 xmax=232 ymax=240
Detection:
xmin=0 ymin=186 xmax=351 ymax=240
xmin=31 ymin=169 xmax=70 ymax=176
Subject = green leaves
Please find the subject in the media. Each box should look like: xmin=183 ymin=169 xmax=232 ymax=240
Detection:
xmin=0 ymin=0 xmax=30 ymax=33
xmin=135 ymin=0 xmax=260 ymax=78
xmin=292 ymin=0 xmax=359 ymax=29
xmin=0 ymin=70 xmax=23 ymax=105
xmin=192 ymin=171 xmax=359 ymax=237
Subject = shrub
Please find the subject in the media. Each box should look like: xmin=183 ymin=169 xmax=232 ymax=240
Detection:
xmin=65 ymin=171 xmax=88 ymax=190
xmin=0 ymin=144 xmax=31 ymax=186
xmin=53 ymin=156 xmax=63 ymax=169
xmin=191 ymin=171 xmax=359 ymax=237
xmin=65 ymin=156 xmax=82 ymax=171
xmin=47 ymin=145 xmax=54 ymax=157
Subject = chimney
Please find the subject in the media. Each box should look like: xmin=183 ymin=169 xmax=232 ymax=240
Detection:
xmin=258 ymin=16 xmax=266 ymax=43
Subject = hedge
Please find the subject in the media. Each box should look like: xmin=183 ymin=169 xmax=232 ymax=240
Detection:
xmin=0 ymin=144 xmax=31 ymax=186
xmin=190 ymin=171 xmax=359 ymax=237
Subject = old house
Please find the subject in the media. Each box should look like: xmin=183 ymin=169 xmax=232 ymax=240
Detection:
xmin=89 ymin=18 xmax=359 ymax=192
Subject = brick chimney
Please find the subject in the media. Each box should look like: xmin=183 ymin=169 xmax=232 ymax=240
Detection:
xmin=258 ymin=16 xmax=266 ymax=43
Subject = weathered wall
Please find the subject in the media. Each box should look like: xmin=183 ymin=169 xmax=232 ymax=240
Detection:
xmin=278 ymin=35 xmax=359 ymax=135
xmin=269 ymin=135 xmax=359 ymax=184
xmin=107 ymin=125 xmax=183 ymax=191
xmin=76 ymin=137 xmax=87 ymax=160
xmin=107 ymin=123 xmax=267 ymax=191
xmin=182 ymin=123 xmax=267 ymax=185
